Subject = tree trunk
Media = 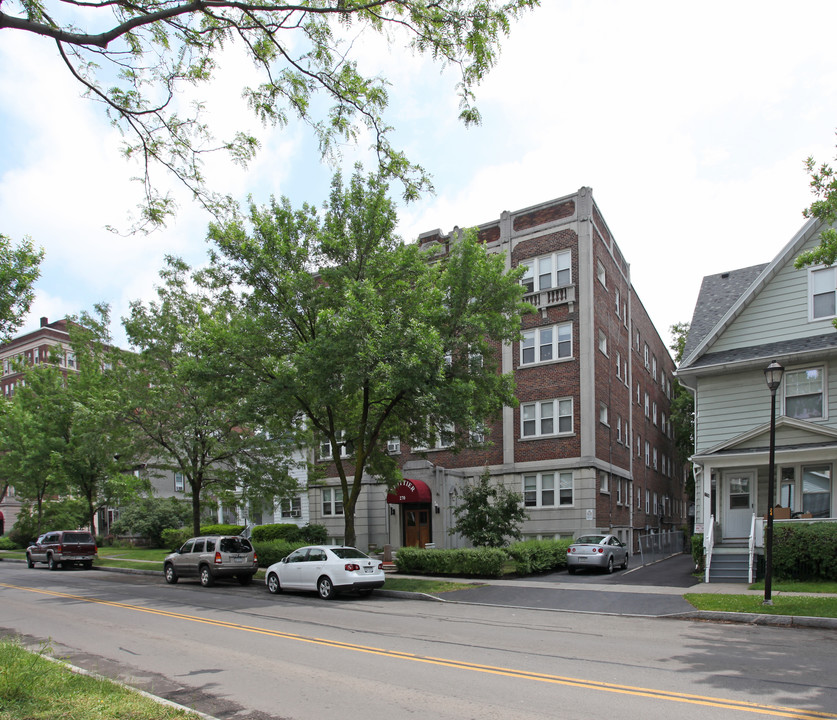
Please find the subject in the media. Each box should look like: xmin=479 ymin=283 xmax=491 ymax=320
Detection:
xmin=191 ymin=477 xmax=202 ymax=536
xmin=343 ymin=507 xmax=356 ymax=548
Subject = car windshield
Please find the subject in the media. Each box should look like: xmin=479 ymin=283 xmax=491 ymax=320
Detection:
xmin=576 ymin=535 xmax=606 ymax=545
xmin=219 ymin=537 xmax=252 ymax=553
xmin=330 ymin=547 xmax=368 ymax=559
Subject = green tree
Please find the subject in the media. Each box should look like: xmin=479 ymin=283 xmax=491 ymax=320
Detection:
xmin=110 ymin=496 xmax=191 ymax=546
xmin=200 ymin=167 xmax=528 ymax=547
xmin=450 ymin=468 xmax=527 ymax=547
xmin=0 ymin=365 xmax=72 ymax=535
xmin=670 ymin=321 xmax=695 ymax=510
xmin=794 ymin=148 xmax=837 ymax=271
xmin=0 ymin=1 xmax=538 ymax=230
xmin=120 ymin=256 xmax=300 ymax=535
xmin=0 ymin=234 xmax=44 ymax=340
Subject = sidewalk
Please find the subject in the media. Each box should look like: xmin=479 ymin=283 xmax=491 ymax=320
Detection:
xmin=386 ymin=554 xmax=837 ymax=629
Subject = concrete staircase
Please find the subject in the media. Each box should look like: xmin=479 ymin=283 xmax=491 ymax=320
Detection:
xmin=708 ymin=544 xmax=751 ymax=583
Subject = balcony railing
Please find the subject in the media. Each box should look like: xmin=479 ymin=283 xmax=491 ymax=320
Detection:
xmin=523 ymin=284 xmax=576 ymax=309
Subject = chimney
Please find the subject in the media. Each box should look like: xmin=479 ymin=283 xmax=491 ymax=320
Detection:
xmin=40 ymin=317 xmax=49 ymax=327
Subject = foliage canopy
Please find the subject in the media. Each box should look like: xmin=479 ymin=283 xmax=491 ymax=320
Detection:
xmin=0 ymin=0 xmax=538 ymax=230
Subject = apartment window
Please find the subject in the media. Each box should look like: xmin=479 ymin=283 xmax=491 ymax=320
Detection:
xmin=416 ymin=423 xmax=455 ymax=450
xmin=616 ymin=479 xmax=622 ymax=504
xmin=521 ymin=398 xmax=573 ymax=438
xmin=599 ymin=472 xmax=609 ymax=493
xmin=469 ymin=424 xmax=485 ymax=445
xmin=652 ymin=402 xmax=658 ymax=426
xmin=322 ymin=488 xmax=344 ymax=516
xmin=521 ymin=323 xmax=571 ymax=365
xmin=645 ymin=489 xmax=650 ymax=514
xmin=652 ymin=355 xmax=658 ymax=382
xmin=597 ymin=259 xmax=607 ymax=287
xmin=644 ymin=441 xmax=650 ymax=466
xmin=802 ymin=465 xmax=831 ymax=518
xmin=520 ymin=251 xmax=571 ymax=293
xmin=387 ymin=437 xmax=401 ymax=454
xmin=653 ymin=492 xmax=659 ymax=516
xmin=636 ymin=382 xmax=641 ymax=405
xmin=624 ymin=419 xmax=629 ymax=444
xmin=559 ymin=472 xmax=574 ymax=505
xmin=319 ymin=431 xmax=351 ymax=459
xmin=653 ymin=447 xmax=658 ymax=470
xmin=810 ymin=266 xmax=837 ymax=319
xmin=523 ymin=473 xmax=556 ymax=507
xmin=281 ymin=496 xmax=302 ymax=518
xmin=599 ymin=402 xmax=608 ymax=426
xmin=616 ymin=415 xmax=622 ymax=443
xmin=644 ymin=392 xmax=650 ymax=417
xmin=615 ymin=351 xmax=621 ymax=378
xmin=615 ymin=288 xmax=621 ymax=315
xmin=784 ymin=367 xmax=825 ymax=420
xmin=174 ymin=472 xmax=184 ymax=492
xmin=638 ymin=487 xmax=642 ymax=510
xmin=598 ymin=330 xmax=608 ymax=356
xmin=624 ymin=361 xmax=629 ymax=386
xmin=643 ymin=343 xmax=649 ymax=369
xmin=636 ymin=434 xmax=641 ymax=458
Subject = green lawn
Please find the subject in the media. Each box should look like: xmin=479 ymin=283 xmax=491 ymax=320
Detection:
xmin=0 ymin=638 xmax=202 ymax=720
xmin=685 ymin=593 xmax=837 ymax=618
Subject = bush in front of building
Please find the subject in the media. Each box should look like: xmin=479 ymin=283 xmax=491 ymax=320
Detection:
xmin=691 ymin=533 xmax=704 ymax=573
xmin=0 ymin=536 xmax=16 ymax=550
xmin=394 ymin=546 xmax=507 ymax=577
xmin=252 ymin=540 xmax=305 ymax=567
xmin=9 ymin=500 xmax=88 ymax=547
xmin=250 ymin=523 xmax=327 ymax=544
xmin=199 ymin=523 xmax=246 ymax=536
xmin=772 ymin=522 xmax=837 ymax=581
xmin=109 ymin=496 xmax=191 ymax=547
xmin=506 ymin=539 xmax=572 ymax=574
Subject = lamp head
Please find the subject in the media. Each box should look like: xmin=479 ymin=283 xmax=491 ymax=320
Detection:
xmin=764 ymin=360 xmax=784 ymax=392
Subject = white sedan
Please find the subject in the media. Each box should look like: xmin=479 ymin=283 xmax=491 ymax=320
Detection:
xmin=265 ymin=545 xmax=385 ymax=599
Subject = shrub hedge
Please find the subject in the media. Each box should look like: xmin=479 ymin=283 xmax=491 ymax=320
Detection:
xmin=252 ymin=540 xmax=304 ymax=567
xmin=772 ymin=522 xmax=837 ymax=581
xmin=691 ymin=533 xmax=704 ymax=573
xmin=506 ymin=539 xmax=572 ymax=574
xmin=250 ymin=523 xmax=327 ymax=545
xmin=394 ymin=546 xmax=507 ymax=577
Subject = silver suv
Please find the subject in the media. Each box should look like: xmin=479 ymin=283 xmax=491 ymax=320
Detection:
xmin=163 ymin=535 xmax=258 ymax=587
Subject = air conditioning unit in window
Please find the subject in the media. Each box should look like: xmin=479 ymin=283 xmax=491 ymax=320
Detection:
xmin=387 ymin=439 xmax=401 ymax=454
xmin=291 ymin=510 xmax=301 ymax=518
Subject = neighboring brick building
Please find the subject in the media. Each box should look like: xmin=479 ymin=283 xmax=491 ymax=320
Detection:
xmin=313 ymin=187 xmax=684 ymax=554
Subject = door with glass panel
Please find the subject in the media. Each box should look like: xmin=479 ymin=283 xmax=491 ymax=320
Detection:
xmin=723 ymin=471 xmax=754 ymax=538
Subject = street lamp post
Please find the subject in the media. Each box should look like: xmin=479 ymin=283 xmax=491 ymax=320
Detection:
xmin=763 ymin=360 xmax=784 ymax=605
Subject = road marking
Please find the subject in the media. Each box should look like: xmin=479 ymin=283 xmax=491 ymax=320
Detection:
xmin=2 ymin=582 xmax=834 ymax=719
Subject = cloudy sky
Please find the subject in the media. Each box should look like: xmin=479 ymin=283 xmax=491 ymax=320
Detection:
xmin=2 ymin=1 xmax=837 ymax=353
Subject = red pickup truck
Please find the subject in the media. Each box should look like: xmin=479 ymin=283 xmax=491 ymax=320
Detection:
xmin=26 ymin=530 xmax=98 ymax=570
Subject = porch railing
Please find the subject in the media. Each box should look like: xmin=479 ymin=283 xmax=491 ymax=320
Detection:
xmin=748 ymin=513 xmax=757 ymax=584
xmin=704 ymin=515 xmax=715 ymax=584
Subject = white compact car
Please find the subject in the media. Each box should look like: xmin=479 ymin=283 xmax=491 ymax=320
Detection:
xmin=265 ymin=545 xmax=385 ymax=599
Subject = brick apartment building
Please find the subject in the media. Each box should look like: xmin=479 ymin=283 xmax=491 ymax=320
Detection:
xmin=311 ymin=187 xmax=685 ymax=554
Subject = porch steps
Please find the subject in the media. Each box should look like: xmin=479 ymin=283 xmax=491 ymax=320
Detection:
xmin=709 ymin=546 xmax=750 ymax=583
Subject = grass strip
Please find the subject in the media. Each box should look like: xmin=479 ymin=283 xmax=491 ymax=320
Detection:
xmin=685 ymin=593 xmax=837 ymax=618
xmin=382 ymin=576 xmax=484 ymax=594
xmin=0 ymin=638 xmax=202 ymax=720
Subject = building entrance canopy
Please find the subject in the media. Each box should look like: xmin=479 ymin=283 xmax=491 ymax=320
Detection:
xmin=386 ymin=478 xmax=432 ymax=504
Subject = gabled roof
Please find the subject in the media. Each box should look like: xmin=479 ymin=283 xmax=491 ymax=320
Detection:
xmin=679 ymin=218 xmax=822 ymax=374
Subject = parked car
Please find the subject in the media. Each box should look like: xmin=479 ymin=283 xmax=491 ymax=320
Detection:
xmin=26 ymin=530 xmax=98 ymax=570
xmin=265 ymin=545 xmax=385 ymax=600
xmin=566 ymin=534 xmax=629 ymax=574
xmin=164 ymin=535 xmax=258 ymax=587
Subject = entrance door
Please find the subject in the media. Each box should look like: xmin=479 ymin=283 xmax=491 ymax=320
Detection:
xmin=724 ymin=471 xmax=754 ymax=538
xmin=403 ymin=505 xmax=431 ymax=547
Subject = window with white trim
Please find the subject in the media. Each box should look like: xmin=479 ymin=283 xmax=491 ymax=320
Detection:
xmin=281 ymin=496 xmax=302 ymax=518
xmin=599 ymin=472 xmax=609 ymax=493
xmin=784 ymin=367 xmax=825 ymax=420
xmin=653 ymin=447 xmax=658 ymax=470
xmin=644 ymin=392 xmax=650 ymax=417
xmin=616 ymin=415 xmax=622 ymax=443
xmin=615 ymin=288 xmax=621 ymax=315
xmin=521 ymin=398 xmax=573 ymax=438
xmin=520 ymin=251 xmax=571 ymax=293
xmin=599 ymin=402 xmax=608 ymax=426
xmin=616 ymin=479 xmax=622 ymax=504
xmin=521 ymin=323 xmax=571 ymax=365
xmin=615 ymin=350 xmax=621 ymax=378
xmin=319 ymin=431 xmax=351 ymax=460
xmin=645 ymin=489 xmax=650 ymax=514
xmin=524 ymin=472 xmax=557 ymax=507
xmin=652 ymin=355 xmax=657 ymax=382
xmin=322 ymin=488 xmax=344 ymax=516
xmin=809 ymin=266 xmax=837 ymax=320
xmin=174 ymin=472 xmax=184 ymax=492
xmin=644 ymin=441 xmax=650 ymax=466
xmin=598 ymin=330 xmax=608 ymax=356
xmin=597 ymin=259 xmax=607 ymax=287
xmin=644 ymin=343 xmax=649 ymax=369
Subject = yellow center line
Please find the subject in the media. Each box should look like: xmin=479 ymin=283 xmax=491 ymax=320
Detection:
xmin=2 ymin=582 xmax=834 ymax=719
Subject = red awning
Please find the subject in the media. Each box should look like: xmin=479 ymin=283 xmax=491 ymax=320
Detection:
xmin=386 ymin=478 xmax=432 ymax=504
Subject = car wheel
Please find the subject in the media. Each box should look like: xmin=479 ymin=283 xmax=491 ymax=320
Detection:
xmin=606 ymin=556 xmax=614 ymax=574
xmin=199 ymin=565 xmax=215 ymax=587
xmin=47 ymin=554 xmax=59 ymax=571
xmin=164 ymin=563 xmax=179 ymax=584
xmin=26 ymin=553 xmax=35 ymax=569
xmin=267 ymin=573 xmax=282 ymax=594
xmin=317 ymin=575 xmax=336 ymax=600
xmin=622 ymin=554 xmax=629 ymax=570
xmin=567 ymin=566 xmax=576 ymax=575
xmin=237 ymin=574 xmax=253 ymax=586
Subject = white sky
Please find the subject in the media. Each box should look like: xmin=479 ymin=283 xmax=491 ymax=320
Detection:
xmin=2 ymin=0 xmax=837 ymax=354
